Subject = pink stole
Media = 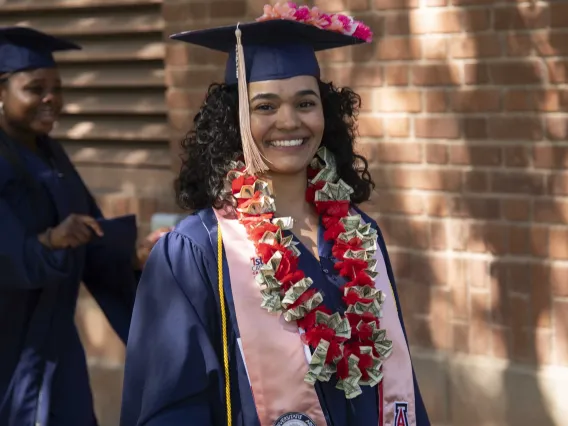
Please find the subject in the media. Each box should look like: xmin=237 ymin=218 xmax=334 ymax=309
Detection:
xmin=215 ymin=209 xmax=416 ymax=426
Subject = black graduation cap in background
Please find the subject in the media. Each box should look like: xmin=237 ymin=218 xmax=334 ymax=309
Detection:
xmin=0 ymin=26 xmax=81 ymax=74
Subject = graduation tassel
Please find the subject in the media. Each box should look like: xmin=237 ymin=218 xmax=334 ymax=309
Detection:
xmin=235 ymin=25 xmax=269 ymax=176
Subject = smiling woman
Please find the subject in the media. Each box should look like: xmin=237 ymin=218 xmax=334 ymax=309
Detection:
xmin=120 ymin=3 xmax=431 ymax=426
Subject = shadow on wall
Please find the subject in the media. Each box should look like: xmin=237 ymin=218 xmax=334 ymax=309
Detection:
xmin=338 ymin=1 xmax=565 ymax=425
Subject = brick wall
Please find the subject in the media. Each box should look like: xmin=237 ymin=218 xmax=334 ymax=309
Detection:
xmin=161 ymin=1 xmax=568 ymax=425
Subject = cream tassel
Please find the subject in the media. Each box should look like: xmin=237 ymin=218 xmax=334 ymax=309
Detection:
xmin=235 ymin=25 xmax=269 ymax=175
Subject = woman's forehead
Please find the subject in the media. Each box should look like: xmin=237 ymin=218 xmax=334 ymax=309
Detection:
xmin=9 ymin=67 xmax=61 ymax=83
xmin=248 ymin=75 xmax=319 ymax=97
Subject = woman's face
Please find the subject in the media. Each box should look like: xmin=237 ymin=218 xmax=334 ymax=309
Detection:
xmin=248 ymin=75 xmax=324 ymax=175
xmin=0 ymin=67 xmax=63 ymax=136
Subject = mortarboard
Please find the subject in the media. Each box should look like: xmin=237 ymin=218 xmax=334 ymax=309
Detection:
xmin=170 ymin=1 xmax=373 ymax=175
xmin=0 ymin=26 xmax=81 ymax=74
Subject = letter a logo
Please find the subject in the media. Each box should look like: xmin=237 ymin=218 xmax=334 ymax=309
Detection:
xmin=394 ymin=402 xmax=409 ymax=426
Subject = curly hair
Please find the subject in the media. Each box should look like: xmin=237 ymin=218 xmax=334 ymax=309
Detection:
xmin=174 ymin=79 xmax=375 ymax=211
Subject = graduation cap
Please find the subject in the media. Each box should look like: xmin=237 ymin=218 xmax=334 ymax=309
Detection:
xmin=170 ymin=2 xmax=373 ymax=175
xmin=0 ymin=26 xmax=81 ymax=74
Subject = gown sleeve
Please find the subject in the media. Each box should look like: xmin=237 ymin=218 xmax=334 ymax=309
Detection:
xmin=0 ymin=164 xmax=70 ymax=290
xmin=81 ymin=185 xmax=139 ymax=343
xmin=120 ymin=231 xmax=219 ymax=426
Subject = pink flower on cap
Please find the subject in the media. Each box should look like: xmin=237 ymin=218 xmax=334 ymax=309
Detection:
xmin=256 ymin=1 xmax=373 ymax=43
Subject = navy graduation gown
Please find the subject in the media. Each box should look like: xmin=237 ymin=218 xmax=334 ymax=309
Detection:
xmin=0 ymin=134 xmax=138 ymax=426
xmin=120 ymin=208 xmax=430 ymax=426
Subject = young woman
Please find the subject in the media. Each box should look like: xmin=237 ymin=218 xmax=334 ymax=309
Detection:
xmin=121 ymin=3 xmax=430 ymax=425
xmin=0 ymin=26 xmax=164 ymax=425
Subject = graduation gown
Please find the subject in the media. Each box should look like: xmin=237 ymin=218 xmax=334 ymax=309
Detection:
xmin=0 ymin=133 xmax=139 ymax=426
xmin=120 ymin=208 xmax=430 ymax=426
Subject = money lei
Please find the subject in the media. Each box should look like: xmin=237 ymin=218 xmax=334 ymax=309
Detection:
xmin=227 ymin=147 xmax=393 ymax=400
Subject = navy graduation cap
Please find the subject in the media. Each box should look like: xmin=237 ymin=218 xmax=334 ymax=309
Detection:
xmin=169 ymin=1 xmax=373 ymax=175
xmin=0 ymin=26 xmax=81 ymax=74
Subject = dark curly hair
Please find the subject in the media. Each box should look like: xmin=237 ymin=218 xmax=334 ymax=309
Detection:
xmin=175 ymin=79 xmax=375 ymax=211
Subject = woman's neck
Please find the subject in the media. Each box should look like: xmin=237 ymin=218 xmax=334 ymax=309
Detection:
xmin=0 ymin=121 xmax=37 ymax=152
xmin=264 ymin=171 xmax=312 ymax=220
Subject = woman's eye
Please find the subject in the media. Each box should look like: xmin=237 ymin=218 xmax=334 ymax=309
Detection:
xmin=255 ymin=104 xmax=274 ymax=111
xmin=299 ymin=101 xmax=316 ymax=108
xmin=26 ymin=86 xmax=44 ymax=95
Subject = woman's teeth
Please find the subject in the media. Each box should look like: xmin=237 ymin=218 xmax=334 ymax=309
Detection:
xmin=268 ymin=139 xmax=305 ymax=147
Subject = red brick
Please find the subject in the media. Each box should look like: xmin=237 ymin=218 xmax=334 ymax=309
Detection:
xmin=546 ymin=117 xmax=568 ymax=140
xmin=321 ymin=65 xmax=383 ymax=87
xmin=531 ymin=264 xmax=552 ymax=329
xmin=373 ymin=168 xmax=462 ymax=191
xmin=450 ymin=144 xmax=501 ymax=166
xmin=384 ymin=13 xmax=410 ymax=35
xmin=551 ymin=265 xmax=568 ymax=297
xmin=504 ymin=90 xmax=533 ymax=111
xmin=346 ymin=0 xmax=372 ymax=11
xmin=166 ymin=68 xmax=224 ymax=89
xmin=453 ymin=323 xmax=470 ymax=353
xmin=494 ymin=5 xmax=549 ymax=30
xmin=463 ymin=170 xmax=489 ymax=192
xmin=464 ymin=118 xmax=488 ymax=139
xmin=355 ymin=142 xmax=377 ymax=164
xmin=535 ymin=90 xmax=568 ymax=112
xmin=510 ymin=297 xmax=535 ymax=363
xmin=550 ymin=4 xmax=568 ymax=27
xmin=426 ymin=194 xmax=450 ymax=216
xmin=385 ymin=117 xmax=410 ymax=137
xmin=469 ymin=222 xmax=507 ymax=255
xmin=415 ymin=117 xmax=460 ymax=139
xmin=375 ymin=90 xmax=422 ymax=112
xmin=410 ymin=10 xmax=462 ymax=34
xmin=376 ymin=142 xmax=422 ymax=163
xmin=357 ymin=115 xmax=383 ymax=138
xmin=412 ymin=64 xmax=460 ymax=86
xmin=550 ymin=230 xmax=568 ymax=260
xmin=450 ymin=34 xmax=502 ymax=58
xmin=544 ymin=32 xmax=568 ymax=57
xmin=501 ymin=198 xmax=531 ymax=222
xmin=534 ymin=146 xmax=568 ymax=169
xmin=504 ymin=146 xmax=530 ymax=168
xmin=492 ymin=327 xmax=511 ymax=360
xmin=373 ymin=0 xmax=419 ymax=8
xmin=430 ymin=221 xmax=447 ymax=249
xmin=470 ymin=292 xmax=492 ymax=356
xmin=530 ymin=227 xmax=548 ymax=258
xmin=546 ymin=59 xmax=568 ymax=83
xmin=421 ymin=37 xmax=448 ymax=59
xmin=491 ymin=172 xmax=546 ymax=195
xmin=462 ymin=9 xmax=491 ymax=31
xmin=378 ymin=37 xmax=421 ymax=60
xmin=425 ymin=91 xmax=448 ymax=112
xmin=488 ymin=116 xmax=543 ymax=140
xmin=464 ymin=63 xmax=490 ymax=85
xmin=450 ymin=196 xmax=501 ymax=220
xmin=505 ymin=33 xmax=533 ymax=57
xmin=374 ymin=191 xmax=425 ymax=215
xmin=384 ymin=64 xmax=409 ymax=86
xmin=489 ymin=61 xmax=545 ymax=85
xmin=507 ymin=225 xmax=530 ymax=255
xmin=451 ymin=90 xmax=501 ymax=112
xmin=534 ymin=200 xmax=568 ymax=224
xmin=547 ymin=173 xmax=568 ymax=196
xmin=426 ymin=143 xmax=449 ymax=164
xmin=162 ymin=1 xmax=210 ymax=22
xmin=452 ymin=0 xmax=498 ymax=5
xmin=553 ymin=301 xmax=568 ymax=365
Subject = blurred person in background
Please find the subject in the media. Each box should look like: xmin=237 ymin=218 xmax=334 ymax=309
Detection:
xmin=0 ymin=26 xmax=166 ymax=426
